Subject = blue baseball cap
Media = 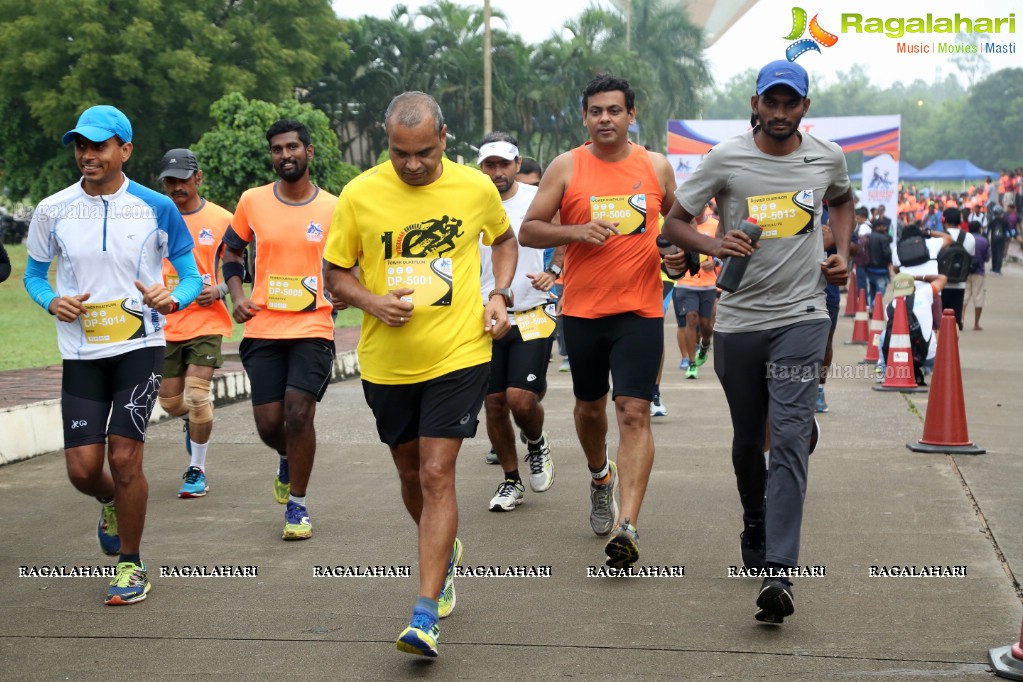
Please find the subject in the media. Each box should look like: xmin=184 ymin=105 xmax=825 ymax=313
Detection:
xmin=756 ymin=60 xmax=809 ymax=97
xmin=62 ymin=105 xmax=133 ymax=145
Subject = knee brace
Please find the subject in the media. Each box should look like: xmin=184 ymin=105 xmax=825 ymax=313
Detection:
xmin=183 ymin=376 xmax=214 ymax=425
xmin=158 ymin=392 xmax=186 ymax=417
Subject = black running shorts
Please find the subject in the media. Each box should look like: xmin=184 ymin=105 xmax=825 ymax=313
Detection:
xmin=62 ymin=346 xmax=164 ymax=448
xmin=487 ymin=324 xmax=554 ymax=395
xmin=239 ymin=337 xmax=336 ymax=405
xmin=362 ymin=363 xmax=489 ymax=448
xmin=563 ymin=312 xmax=663 ymax=402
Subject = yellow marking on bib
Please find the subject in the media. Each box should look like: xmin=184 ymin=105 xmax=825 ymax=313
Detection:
xmin=82 ymin=299 xmax=145 ymax=344
xmin=384 ymin=258 xmax=453 ymax=306
xmin=266 ymin=274 xmax=318 ymax=312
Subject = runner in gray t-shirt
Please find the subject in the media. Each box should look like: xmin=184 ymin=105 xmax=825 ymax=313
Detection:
xmin=662 ymin=59 xmax=854 ymax=625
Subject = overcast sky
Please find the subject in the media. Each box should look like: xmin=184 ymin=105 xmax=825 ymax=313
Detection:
xmin=333 ymin=0 xmax=1021 ymax=90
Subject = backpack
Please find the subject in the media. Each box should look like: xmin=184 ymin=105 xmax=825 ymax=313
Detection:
xmin=882 ymin=295 xmax=929 ymax=386
xmin=937 ymin=231 xmax=971 ymax=283
xmin=868 ymin=232 xmax=892 ymax=268
xmin=897 ymin=225 xmax=930 ymax=267
xmin=854 ymin=233 xmax=871 ymax=267
xmin=989 ymin=217 xmax=1007 ymax=240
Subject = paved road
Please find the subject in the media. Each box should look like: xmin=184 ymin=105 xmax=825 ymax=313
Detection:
xmin=1 ymin=269 xmax=1021 ymax=679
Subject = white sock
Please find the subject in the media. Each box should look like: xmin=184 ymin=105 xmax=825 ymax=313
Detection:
xmin=190 ymin=441 xmax=208 ymax=470
xmin=289 ymin=493 xmax=307 ymax=507
xmin=763 ymin=449 xmax=770 ymax=468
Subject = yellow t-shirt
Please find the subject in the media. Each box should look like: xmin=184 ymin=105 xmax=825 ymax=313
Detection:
xmin=325 ymin=158 xmax=511 ymax=384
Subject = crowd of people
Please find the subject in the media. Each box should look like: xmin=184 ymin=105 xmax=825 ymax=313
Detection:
xmin=19 ymin=58 xmax=1010 ymax=657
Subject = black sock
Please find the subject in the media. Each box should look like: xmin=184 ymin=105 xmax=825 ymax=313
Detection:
xmin=505 ymin=469 xmax=522 ymax=485
xmin=119 ymin=553 xmax=141 ymax=566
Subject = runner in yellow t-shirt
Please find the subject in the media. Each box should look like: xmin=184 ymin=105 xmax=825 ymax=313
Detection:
xmin=221 ymin=120 xmax=338 ymax=542
xmin=324 ymin=92 xmax=516 ymax=658
xmin=156 ymin=149 xmax=233 ymax=499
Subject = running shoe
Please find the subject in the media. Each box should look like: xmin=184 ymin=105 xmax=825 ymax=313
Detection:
xmin=97 ymin=503 xmax=120 ymax=556
xmin=755 ymin=577 xmax=795 ymax=624
xmin=685 ymin=365 xmax=698 ymax=380
xmin=438 ymin=537 xmax=463 ymax=619
xmin=740 ymin=521 xmax=766 ymax=570
xmin=650 ymin=394 xmax=667 ymax=417
xmin=105 ymin=561 xmax=150 ymax=605
xmin=489 ymin=479 xmax=524 ymax=512
xmin=589 ymin=459 xmax=619 ymax=536
xmin=282 ymin=500 xmax=312 ymax=540
xmin=810 ymin=417 xmax=821 ymax=455
xmin=815 ymin=386 xmax=829 ymax=413
xmin=559 ymin=358 xmax=570 ymax=372
xmin=521 ymin=430 xmax=555 ymax=492
xmin=679 ymin=357 xmax=690 ymax=371
xmin=396 ymin=611 xmax=440 ymax=657
xmin=484 ymin=448 xmax=499 ymax=465
xmin=695 ymin=342 xmax=710 ymax=367
xmin=183 ymin=417 xmax=191 ymax=456
xmin=178 ymin=466 xmax=209 ymax=498
xmin=274 ymin=458 xmax=290 ymax=505
xmin=604 ymin=518 xmax=640 ymax=568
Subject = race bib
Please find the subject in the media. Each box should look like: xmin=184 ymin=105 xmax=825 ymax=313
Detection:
xmin=512 ymin=303 xmax=557 ymax=341
xmin=746 ymin=190 xmax=814 ymax=239
xmin=590 ymin=194 xmax=647 ymax=235
xmin=82 ymin=299 xmax=145 ymax=345
xmin=384 ymin=258 xmax=453 ymax=307
xmin=266 ymin=274 xmax=318 ymax=312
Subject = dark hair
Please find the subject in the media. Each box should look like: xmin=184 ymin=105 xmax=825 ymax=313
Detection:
xmin=385 ymin=91 xmax=444 ymax=135
xmin=519 ymin=157 xmax=542 ymax=177
xmin=854 ymin=206 xmax=869 ymax=218
xmin=266 ymin=119 xmax=311 ymax=147
xmin=582 ymin=74 xmax=635 ymax=112
xmin=479 ymin=131 xmax=518 ymax=148
xmin=969 ymin=220 xmax=982 ymax=233
xmin=942 ymin=207 xmax=961 ymax=225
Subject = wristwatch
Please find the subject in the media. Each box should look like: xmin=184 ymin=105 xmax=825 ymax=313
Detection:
xmin=545 ymin=263 xmax=562 ymax=277
xmin=488 ymin=288 xmax=514 ymax=307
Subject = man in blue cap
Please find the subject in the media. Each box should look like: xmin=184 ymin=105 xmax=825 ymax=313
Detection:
xmin=23 ymin=105 xmax=203 ymax=605
xmin=663 ymin=60 xmax=854 ymax=624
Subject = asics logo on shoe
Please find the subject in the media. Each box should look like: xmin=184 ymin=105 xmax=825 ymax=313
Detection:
xmin=527 ymin=373 xmax=537 ymax=381
xmin=72 ymin=419 xmax=88 ymax=429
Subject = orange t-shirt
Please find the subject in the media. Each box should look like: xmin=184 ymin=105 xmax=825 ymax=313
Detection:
xmin=230 ymin=183 xmax=337 ymax=340
xmin=676 ymin=216 xmax=720 ymax=289
xmin=163 ymin=198 xmax=233 ymax=341
xmin=560 ymin=143 xmax=664 ymax=319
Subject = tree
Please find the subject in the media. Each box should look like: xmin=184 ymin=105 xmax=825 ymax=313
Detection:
xmin=192 ymin=93 xmax=359 ymax=211
xmin=0 ymin=0 xmax=347 ymax=201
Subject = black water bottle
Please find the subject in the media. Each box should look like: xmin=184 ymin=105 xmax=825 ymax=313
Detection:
xmin=716 ymin=218 xmax=762 ymax=293
xmin=656 ymin=236 xmax=685 ymax=279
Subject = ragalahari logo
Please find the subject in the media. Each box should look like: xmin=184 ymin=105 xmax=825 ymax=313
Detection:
xmin=784 ymin=7 xmax=838 ymax=61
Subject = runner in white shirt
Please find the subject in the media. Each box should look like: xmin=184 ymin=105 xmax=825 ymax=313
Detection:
xmin=477 ymin=134 xmax=560 ymax=511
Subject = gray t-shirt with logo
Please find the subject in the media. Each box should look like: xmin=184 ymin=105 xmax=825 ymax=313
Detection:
xmin=676 ymin=131 xmax=850 ymax=333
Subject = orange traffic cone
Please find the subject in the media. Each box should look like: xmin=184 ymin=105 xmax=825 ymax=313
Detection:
xmin=845 ymin=290 xmax=869 ymax=345
xmin=988 ymin=615 xmax=1023 ymax=680
xmin=873 ymin=296 xmax=926 ymax=393
xmin=844 ymin=268 xmax=859 ymax=317
xmin=907 ymin=310 xmax=985 ymax=454
xmin=861 ymin=292 xmax=885 ymax=364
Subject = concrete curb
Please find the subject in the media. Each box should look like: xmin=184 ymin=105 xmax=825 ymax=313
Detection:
xmin=0 ymin=349 xmax=360 ymax=466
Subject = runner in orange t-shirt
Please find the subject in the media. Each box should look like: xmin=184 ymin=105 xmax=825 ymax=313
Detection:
xmin=520 ymin=74 xmax=679 ymax=570
xmin=222 ymin=119 xmax=339 ymax=542
xmin=672 ymin=206 xmax=720 ymax=378
xmin=156 ymin=149 xmax=233 ymax=499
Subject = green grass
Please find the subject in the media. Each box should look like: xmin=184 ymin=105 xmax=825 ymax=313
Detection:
xmin=0 ymin=243 xmax=361 ymax=372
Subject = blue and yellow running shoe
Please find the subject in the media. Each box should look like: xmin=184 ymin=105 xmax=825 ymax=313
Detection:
xmin=282 ymin=500 xmax=312 ymax=540
xmin=105 ymin=561 xmax=150 ymax=605
xmin=396 ymin=611 xmax=440 ymax=657
xmin=274 ymin=458 xmax=290 ymax=505
xmin=437 ymin=537 xmax=463 ymax=618
xmin=97 ymin=503 xmax=119 ymax=556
